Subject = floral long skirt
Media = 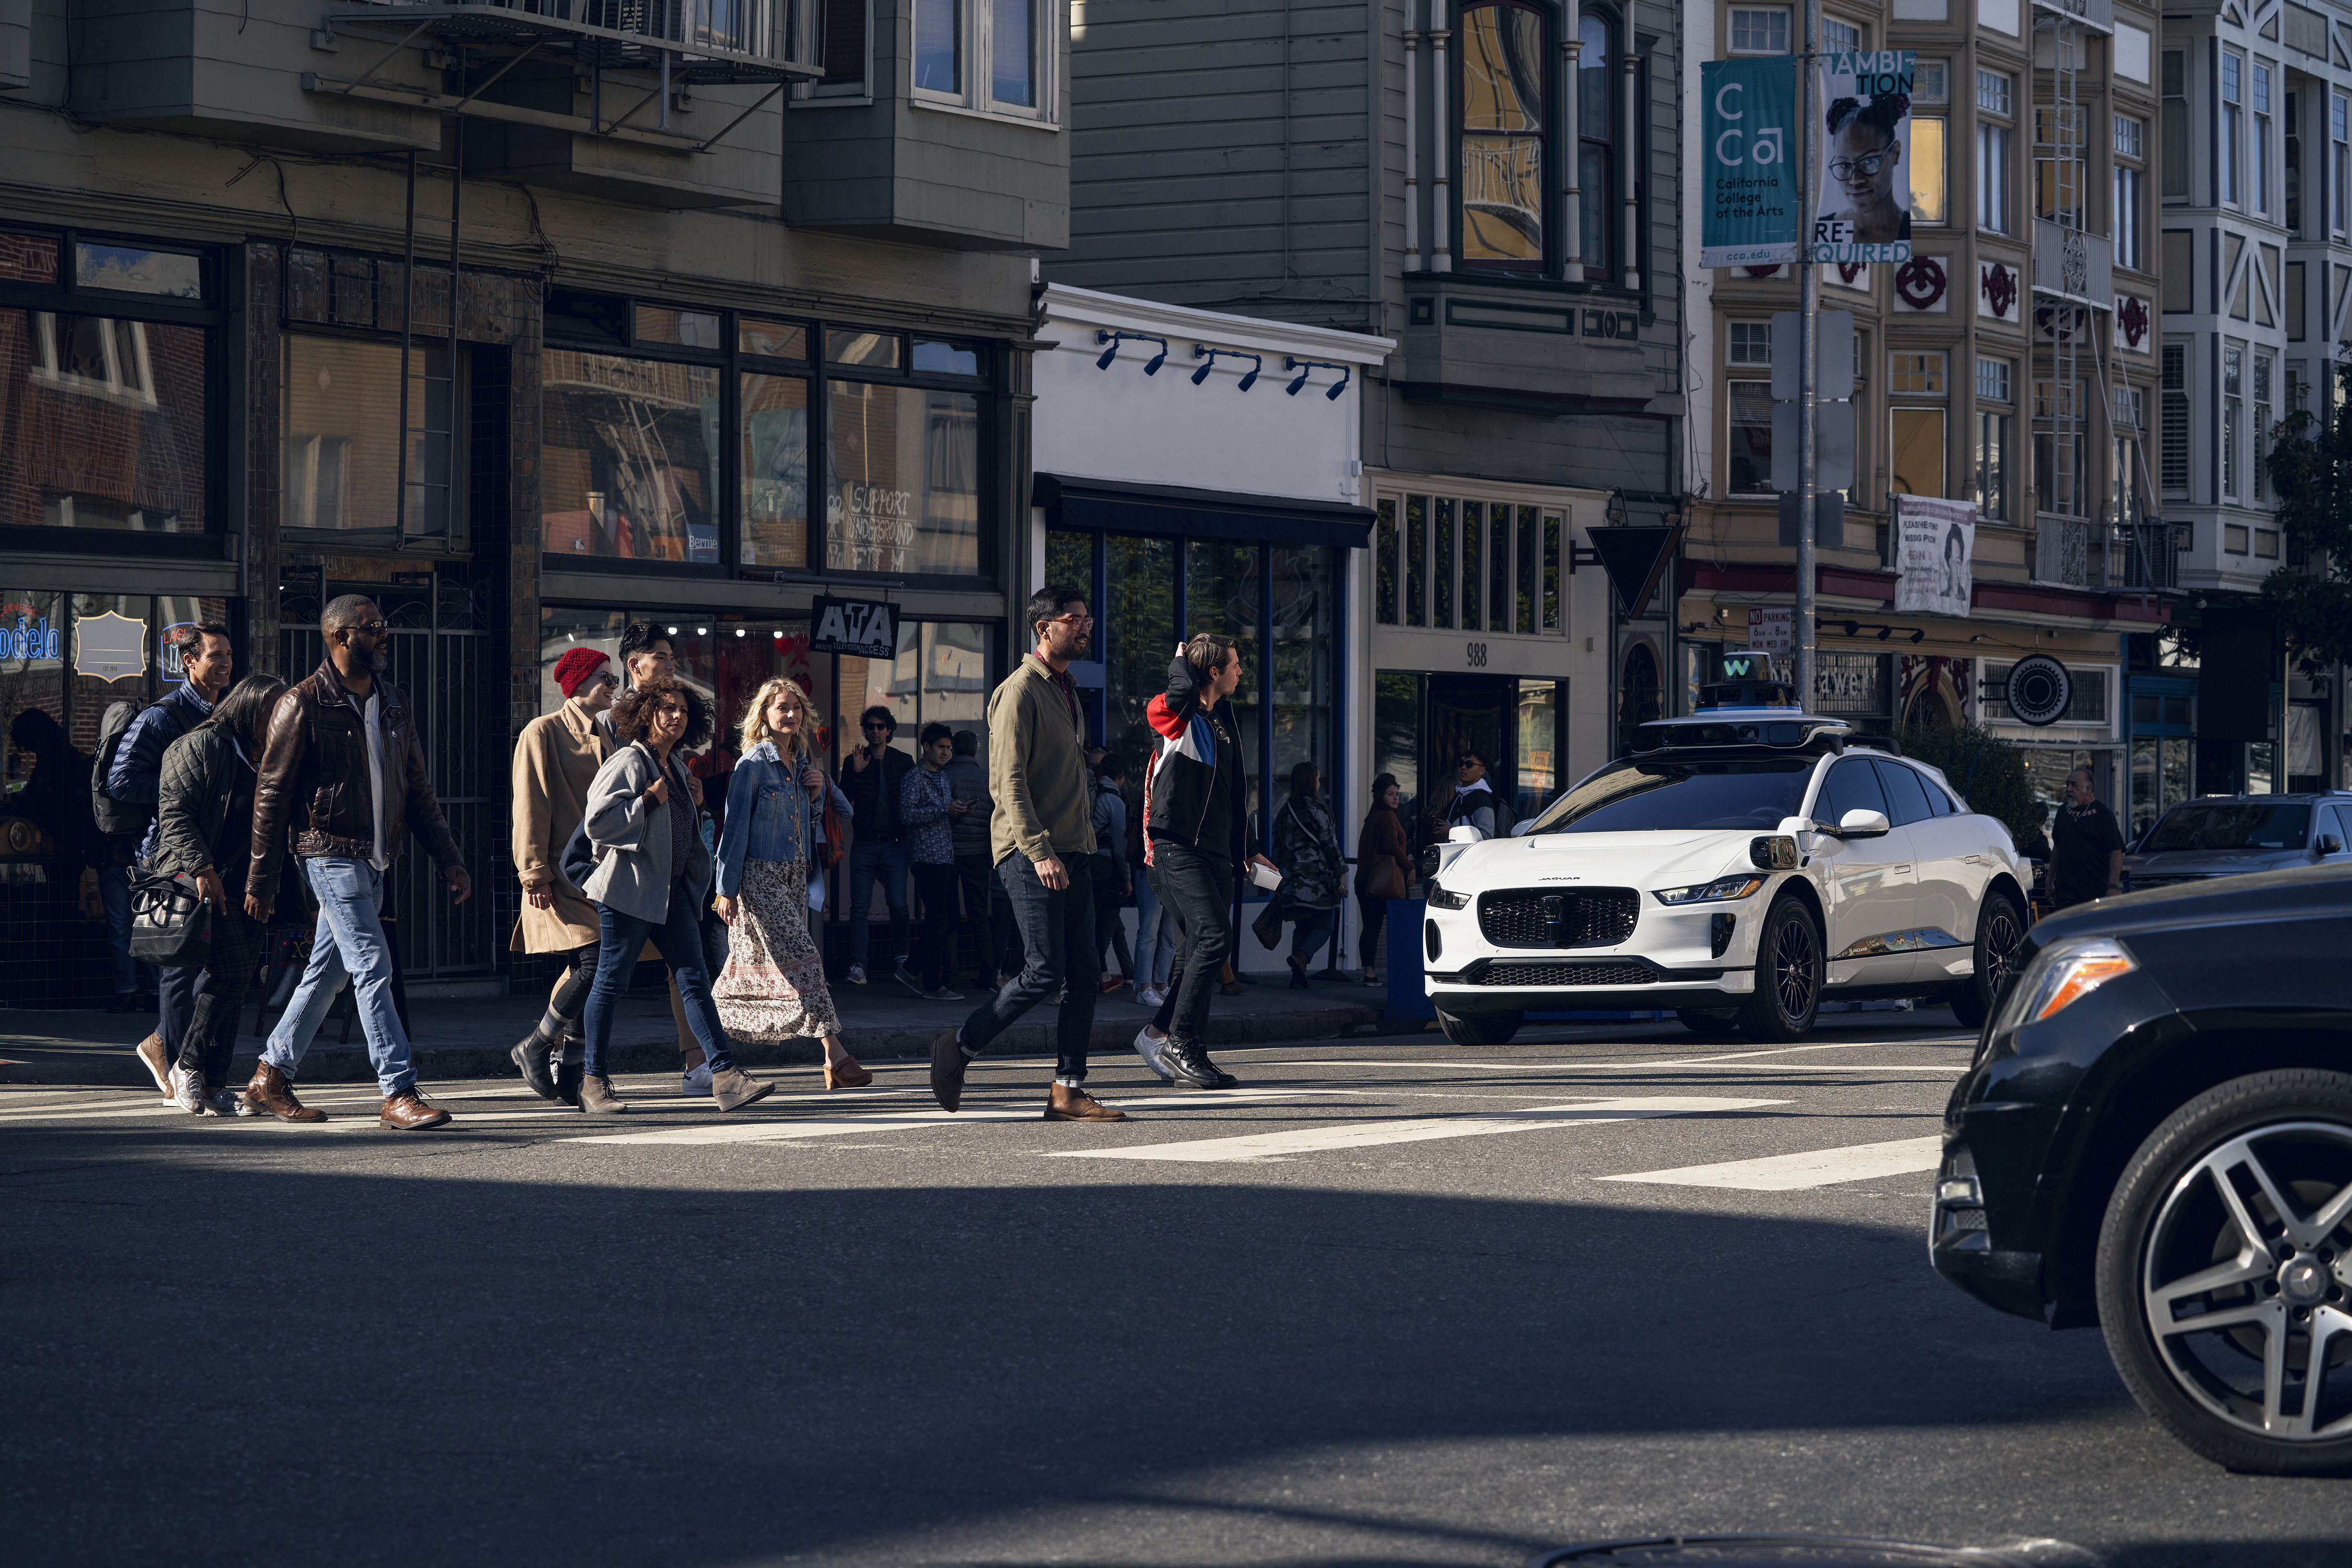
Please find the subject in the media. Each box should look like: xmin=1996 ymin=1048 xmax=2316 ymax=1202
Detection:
xmin=711 ymin=857 xmax=841 ymax=1043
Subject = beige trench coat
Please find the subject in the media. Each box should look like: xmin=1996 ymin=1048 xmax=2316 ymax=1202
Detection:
xmin=510 ymin=699 xmax=613 ymax=953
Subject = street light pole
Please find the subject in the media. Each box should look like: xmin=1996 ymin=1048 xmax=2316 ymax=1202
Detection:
xmin=1795 ymin=0 xmax=1818 ymax=709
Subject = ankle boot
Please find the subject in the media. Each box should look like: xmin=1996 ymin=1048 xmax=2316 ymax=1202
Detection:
xmin=510 ymin=1028 xmax=560 ymax=1100
xmin=709 ymin=1064 xmax=774 ymax=1112
xmin=243 ymin=1062 xmax=326 ymax=1123
xmin=580 ymin=1074 xmax=628 ymax=1114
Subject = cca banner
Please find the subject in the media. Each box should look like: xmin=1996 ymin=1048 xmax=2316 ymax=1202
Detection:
xmin=1701 ymin=57 xmax=1800 ymax=268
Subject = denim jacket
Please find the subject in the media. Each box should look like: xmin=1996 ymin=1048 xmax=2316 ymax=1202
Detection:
xmin=715 ymin=741 xmax=849 ymax=897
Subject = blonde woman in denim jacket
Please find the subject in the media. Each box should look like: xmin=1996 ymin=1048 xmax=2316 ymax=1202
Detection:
xmin=711 ymin=676 xmax=871 ymax=1089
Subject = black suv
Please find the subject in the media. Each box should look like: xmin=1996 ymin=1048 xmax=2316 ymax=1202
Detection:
xmin=1932 ymin=862 xmax=2352 ymax=1473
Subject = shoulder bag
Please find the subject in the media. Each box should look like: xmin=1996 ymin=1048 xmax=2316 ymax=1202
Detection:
xmin=128 ymin=869 xmax=212 ymax=969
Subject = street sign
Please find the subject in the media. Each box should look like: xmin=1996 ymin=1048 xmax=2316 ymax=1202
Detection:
xmin=808 ymin=595 xmax=898 ymax=659
xmin=1702 ymin=58 xmax=1801 ymax=268
xmin=1772 ymin=400 xmax=1854 ymax=492
xmin=1746 ymin=606 xmax=1794 ymax=658
xmin=1771 ymin=310 xmax=1854 ymax=402
xmin=1777 ymin=489 xmax=1843 ymax=547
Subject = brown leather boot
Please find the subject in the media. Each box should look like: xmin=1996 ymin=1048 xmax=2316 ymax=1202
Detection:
xmin=243 ymin=1062 xmax=326 ymax=1123
xmin=134 ymin=1033 xmax=171 ymax=1097
xmin=1044 ymin=1083 xmax=1126 ymax=1122
xmin=709 ymin=1065 xmax=773 ymax=1112
xmin=379 ymin=1088 xmax=451 ymax=1130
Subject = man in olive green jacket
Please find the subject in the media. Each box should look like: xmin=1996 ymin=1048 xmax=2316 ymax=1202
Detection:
xmin=932 ymin=584 xmax=1124 ymax=1122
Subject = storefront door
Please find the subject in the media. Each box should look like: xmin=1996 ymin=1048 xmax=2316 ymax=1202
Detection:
xmin=1375 ymin=673 xmax=1567 ymax=843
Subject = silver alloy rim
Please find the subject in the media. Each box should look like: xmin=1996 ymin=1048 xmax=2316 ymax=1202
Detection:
xmin=1773 ymin=914 xmax=1816 ymax=1022
xmin=2140 ymin=1120 xmax=2352 ymax=1441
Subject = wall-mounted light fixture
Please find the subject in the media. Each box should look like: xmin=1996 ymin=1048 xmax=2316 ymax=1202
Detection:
xmin=1097 ymin=329 xmax=1169 ymax=374
xmin=1191 ymin=345 xmax=1264 ymax=390
xmin=1283 ymin=356 xmax=1351 ymax=399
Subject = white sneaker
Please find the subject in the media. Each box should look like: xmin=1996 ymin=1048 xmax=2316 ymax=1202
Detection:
xmin=207 ymin=1087 xmax=256 ymax=1118
xmin=1132 ymin=1025 xmax=1172 ymax=1082
xmin=1134 ymin=986 xmax=1158 ymax=1009
xmin=845 ymin=964 xmax=868 ymax=985
xmin=168 ymin=1064 xmax=204 ymax=1114
xmin=682 ymin=1062 xmax=713 ymax=1097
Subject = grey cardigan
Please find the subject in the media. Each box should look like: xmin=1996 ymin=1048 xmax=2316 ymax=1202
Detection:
xmin=580 ymin=741 xmax=710 ymax=924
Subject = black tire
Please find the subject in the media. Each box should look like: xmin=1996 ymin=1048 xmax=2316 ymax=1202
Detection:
xmin=1735 ymin=894 xmax=1821 ymax=1043
xmin=1676 ymin=1009 xmax=1740 ymax=1035
xmin=1949 ymin=889 xmax=2026 ymax=1031
xmin=1436 ymin=1007 xmax=1523 ymax=1047
xmin=2094 ymin=1068 xmax=2352 ymax=1474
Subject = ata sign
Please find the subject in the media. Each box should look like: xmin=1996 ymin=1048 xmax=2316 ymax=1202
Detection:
xmin=809 ymin=596 xmax=898 ymax=660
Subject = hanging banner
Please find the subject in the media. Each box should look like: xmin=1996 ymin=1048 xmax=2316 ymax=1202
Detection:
xmin=1702 ymin=58 xmax=1801 ymax=267
xmin=1812 ymin=51 xmax=1915 ymax=266
xmin=1893 ymin=494 xmax=1976 ymax=618
xmin=808 ymin=595 xmax=898 ymax=659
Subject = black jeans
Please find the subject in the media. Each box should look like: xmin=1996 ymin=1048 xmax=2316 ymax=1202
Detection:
xmin=157 ymin=959 xmax=202 ymax=1060
xmin=1148 ymin=841 xmax=1234 ymax=1048
xmin=910 ymin=861 xmax=958 ymax=990
xmin=953 ymin=852 xmax=996 ymax=982
xmin=1093 ymin=856 xmax=1133 ymax=979
xmin=177 ymin=907 xmax=264 ymax=1089
xmin=960 ymin=854 xmax=1097 ymax=1081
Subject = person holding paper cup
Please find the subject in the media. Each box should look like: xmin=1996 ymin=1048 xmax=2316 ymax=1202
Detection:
xmin=1133 ymin=633 xmax=1280 ymax=1089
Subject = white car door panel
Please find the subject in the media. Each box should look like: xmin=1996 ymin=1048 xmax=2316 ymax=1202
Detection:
xmin=1874 ymin=759 xmax=1976 ymax=972
xmin=1809 ymin=758 xmax=1922 ymax=985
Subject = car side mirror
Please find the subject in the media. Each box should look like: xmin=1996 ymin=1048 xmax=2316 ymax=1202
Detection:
xmin=1829 ymin=808 xmax=1891 ymax=839
xmin=1447 ymin=824 xmax=1485 ymax=845
xmin=2319 ymin=834 xmax=2345 ymax=857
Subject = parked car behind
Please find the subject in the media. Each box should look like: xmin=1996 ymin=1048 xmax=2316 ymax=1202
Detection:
xmin=1931 ymin=862 xmax=2352 ymax=1473
xmin=2125 ymin=792 xmax=2352 ymax=891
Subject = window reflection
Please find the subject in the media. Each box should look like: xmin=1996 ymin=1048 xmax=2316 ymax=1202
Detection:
xmin=825 ymin=382 xmax=979 ymax=575
xmin=3 ymin=308 xmax=205 ymax=533
xmin=739 ymin=372 xmax=809 ymax=568
xmin=541 ymin=349 xmax=721 ymax=562
xmin=1460 ymin=2 xmax=1546 ymax=267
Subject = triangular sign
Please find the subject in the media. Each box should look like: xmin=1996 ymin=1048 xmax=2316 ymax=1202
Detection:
xmin=1586 ymin=524 xmax=1684 ymax=620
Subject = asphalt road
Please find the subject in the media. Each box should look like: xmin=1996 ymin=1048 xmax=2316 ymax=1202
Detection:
xmin=4 ymin=1013 xmax=2344 ymax=1567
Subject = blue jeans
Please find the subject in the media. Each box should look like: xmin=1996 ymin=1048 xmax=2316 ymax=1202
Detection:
xmin=97 ymin=863 xmax=142 ymax=996
xmin=581 ymin=892 xmax=735 ymax=1080
xmin=1133 ymin=863 xmax=1176 ymax=987
xmin=959 ymin=854 xmax=1098 ymax=1082
xmin=263 ymin=857 xmax=417 ymax=1097
xmin=845 ymin=839 xmax=909 ymax=970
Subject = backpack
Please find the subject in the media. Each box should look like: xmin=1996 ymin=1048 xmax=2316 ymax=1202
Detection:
xmin=91 ymin=699 xmax=182 ymax=838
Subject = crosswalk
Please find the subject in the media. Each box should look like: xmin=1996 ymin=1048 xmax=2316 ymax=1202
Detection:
xmin=1 ymin=1036 xmax=1966 ymax=1193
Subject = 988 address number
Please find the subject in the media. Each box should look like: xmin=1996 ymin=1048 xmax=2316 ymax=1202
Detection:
xmin=1466 ymin=642 xmax=1488 ymax=667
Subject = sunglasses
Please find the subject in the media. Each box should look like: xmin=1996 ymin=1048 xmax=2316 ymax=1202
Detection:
xmin=343 ymin=620 xmax=389 ymax=639
xmin=863 ymin=722 xmax=893 ymax=732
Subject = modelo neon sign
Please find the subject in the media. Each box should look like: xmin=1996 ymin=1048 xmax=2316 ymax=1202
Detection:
xmin=2 ymin=616 xmax=62 ymax=662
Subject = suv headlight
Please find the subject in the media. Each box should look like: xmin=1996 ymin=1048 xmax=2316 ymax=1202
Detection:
xmin=1424 ymin=882 xmax=1470 ymax=910
xmin=1652 ymin=874 xmax=1767 ymax=906
xmin=1993 ymin=936 xmax=2138 ymax=1033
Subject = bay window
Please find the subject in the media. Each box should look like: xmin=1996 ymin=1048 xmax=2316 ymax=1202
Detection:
xmin=1459 ymin=0 xmax=1548 ymax=271
xmin=1577 ymin=8 xmax=1617 ymax=278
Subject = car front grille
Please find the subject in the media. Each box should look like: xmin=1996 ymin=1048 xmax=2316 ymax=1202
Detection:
xmin=1475 ymin=887 xmax=1639 ymax=948
xmin=2129 ymin=873 xmax=2207 ymax=891
xmin=1467 ymin=958 xmax=1663 ymax=987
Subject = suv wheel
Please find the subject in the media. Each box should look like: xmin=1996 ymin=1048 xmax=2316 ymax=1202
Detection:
xmin=2094 ymin=1069 xmax=2352 ymax=1473
xmin=1949 ymin=889 xmax=2026 ymax=1031
xmin=1734 ymin=895 xmax=1821 ymax=1042
xmin=1436 ymin=1007 xmax=1523 ymax=1047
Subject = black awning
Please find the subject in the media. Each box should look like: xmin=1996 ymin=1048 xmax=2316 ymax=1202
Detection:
xmin=1033 ymin=472 xmax=1375 ymax=550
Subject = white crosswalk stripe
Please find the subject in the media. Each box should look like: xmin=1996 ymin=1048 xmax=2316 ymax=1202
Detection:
xmin=1045 ymin=1096 xmax=1787 ymax=1163
xmin=562 ymin=1089 xmax=1347 ymax=1146
xmin=1597 ymin=1134 xmax=1944 ymax=1191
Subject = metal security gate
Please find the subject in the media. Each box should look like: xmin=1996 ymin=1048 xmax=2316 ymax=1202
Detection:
xmin=279 ymin=575 xmax=495 ymax=979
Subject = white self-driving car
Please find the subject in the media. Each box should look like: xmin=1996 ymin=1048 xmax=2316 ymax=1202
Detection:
xmin=1420 ymin=669 xmax=2031 ymax=1045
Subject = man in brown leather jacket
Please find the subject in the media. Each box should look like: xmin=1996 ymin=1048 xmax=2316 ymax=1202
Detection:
xmin=240 ymin=594 xmax=473 ymax=1129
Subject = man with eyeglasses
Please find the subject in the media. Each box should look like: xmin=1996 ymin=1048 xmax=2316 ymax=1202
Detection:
xmin=244 ymin=594 xmax=472 ymax=1129
xmin=931 ymin=585 xmax=1123 ymax=1121
xmin=839 ymin=705 xmax=920 ymax=993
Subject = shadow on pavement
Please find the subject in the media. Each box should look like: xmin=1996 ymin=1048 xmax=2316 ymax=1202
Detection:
xmin=0 ymin=1129 xmax=2326 ymax=1566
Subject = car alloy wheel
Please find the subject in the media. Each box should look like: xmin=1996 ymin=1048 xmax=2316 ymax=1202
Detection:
xmin=2096 ymin=1069 xmax=2352 ymax=1472
xmin=1736 ymin=896 xmax=1820 ymax=1042
xmin=1950 ymin=892 xmax=2024 ymax=1031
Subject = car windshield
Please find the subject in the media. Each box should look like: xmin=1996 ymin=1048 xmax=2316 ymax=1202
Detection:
xmin=1526 ymin=758 xmax=1817 ymax=834
xmin=2141 ymin=802 xmax=2311 ymax=852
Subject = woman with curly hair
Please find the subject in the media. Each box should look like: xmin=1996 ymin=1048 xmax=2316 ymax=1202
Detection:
xmin=577 ymin=675 xmax=773 ymax=1114
xmin=1821 ymin=94 xmax=1912 ymax=245
xmin=711 ymin=677 xmax=872 ymax=1087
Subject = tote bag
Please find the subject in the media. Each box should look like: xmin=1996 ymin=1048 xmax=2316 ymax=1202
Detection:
xmin=129 ymin=870 xmax=212 ymax=969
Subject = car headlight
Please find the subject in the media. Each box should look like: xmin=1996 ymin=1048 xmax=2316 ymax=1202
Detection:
xmin=1424 ymin=881 xmax=1470 ymax=910
xmin=1993 ymin=936 xmax=2138 ymax=1033
xmin=1652 ymin=874 xmax=1767 ymax=906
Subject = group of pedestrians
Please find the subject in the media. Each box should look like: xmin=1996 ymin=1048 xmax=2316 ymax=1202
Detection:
xmin=107 ymin=582 xmax=1399 ymax=1131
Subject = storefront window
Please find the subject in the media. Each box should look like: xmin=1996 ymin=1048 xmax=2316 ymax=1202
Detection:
xmin=739 ymin=372 xmax=809 ymax=568
xmin=1188 ymin=544 xmax=1262 ymax=810
xmin=2 ymin=309 xmax=207 ymax=533
xmin=1269 ymin=543 xmax=1333 ymax=803
xmin=284 ymin=335 xmax=455 ymax=540
xmin=1104 ymin=533 xmax=1176 ymax=768
xmin=826 ymin=382 xmax=981 ymax=576
xmin=1515 ymin=678 xmax=1564 ymax=820
xmin=541 ymin=351 xmax=721 ymax=562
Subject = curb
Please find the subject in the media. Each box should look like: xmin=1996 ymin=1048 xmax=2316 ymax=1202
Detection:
xmin=0 ymin=1002 xmax=1385 ymax=1088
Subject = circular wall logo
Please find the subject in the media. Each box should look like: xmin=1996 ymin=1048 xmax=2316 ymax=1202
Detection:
xmin=2004 ymin=654 xmax=2072 ymax=727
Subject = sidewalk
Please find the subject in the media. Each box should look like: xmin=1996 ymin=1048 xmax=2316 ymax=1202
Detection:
xmin=0 ymin=967 xmax=1386 ymax=1088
